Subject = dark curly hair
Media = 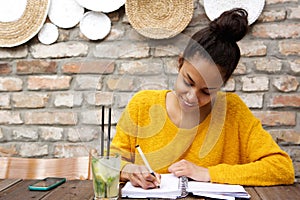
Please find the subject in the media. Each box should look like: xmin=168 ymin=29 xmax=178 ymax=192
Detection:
xmin=183 ymin=8 xmax=248 ymax=83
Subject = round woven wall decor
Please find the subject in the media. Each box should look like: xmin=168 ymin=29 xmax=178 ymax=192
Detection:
xmin=125 ymin=0 xmax=194 ymax=39
xmin=0 ymin=0 xmax=50 ymax=47
xmin=203 ymin=0 xmax=265 ymax=25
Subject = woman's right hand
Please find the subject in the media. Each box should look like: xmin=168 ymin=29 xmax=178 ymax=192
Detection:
xmin=121 ymin=163 xmax=161 ymax=189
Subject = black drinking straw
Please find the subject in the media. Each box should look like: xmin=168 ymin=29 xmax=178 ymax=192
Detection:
xmin=107 ymin=107 xmax=112 ymax=158
xmin=101 ymin=105 xmax=105 ymax=156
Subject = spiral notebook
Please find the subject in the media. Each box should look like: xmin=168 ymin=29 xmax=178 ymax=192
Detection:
xmin=121 ymin=174 xmax=250 ymax=199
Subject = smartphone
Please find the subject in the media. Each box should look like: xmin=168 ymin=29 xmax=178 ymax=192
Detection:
xmin=28 ymin=177 xmax=66 ymax=191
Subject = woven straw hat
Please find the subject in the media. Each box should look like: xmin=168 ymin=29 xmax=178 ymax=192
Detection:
xmin=0 ymin=0 xmax=50 ymax=47
xmin=125 ymin=0 xmax=194 ymax=39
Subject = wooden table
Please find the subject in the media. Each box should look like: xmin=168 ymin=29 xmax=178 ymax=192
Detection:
xmin=0 ymin=179 xmax=299 ymax=200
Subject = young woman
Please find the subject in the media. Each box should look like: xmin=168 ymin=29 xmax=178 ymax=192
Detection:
xmin=111 ymin=8 xmax=295 ymax=189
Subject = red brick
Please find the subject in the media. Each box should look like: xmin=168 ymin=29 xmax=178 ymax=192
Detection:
xmin=238 ymin=41 xmax=267 ymax=57
xmin=290 ymin=59 xmax=300 ymax=74
xmin=252 ymin=24 xmax=300 ymax=38
xmin=0 ymin=145 xmax=17 ymax=156
xmin=62 ymin=60 xmax=115 ymax=74
xmin=269 ymin=129 xmax=300 ymax=144
xmin=258 ymin=9 xmax=286 ymax=22
xmin=0 ymin=63 xmax=12 ymax=74
xmin=279 ymin=40 xmax=300 ymax=56
xmin=54 ymin=144 xmax=90 ymax=157
xmin=12 ymin=93 xmax=49 ymax=108
xmin=233 ymin=62 xmax=247 ymax=75
xmin=27 ymin=76 xmax=72 ymax=90
xmin=0 ymin=111 xmax=23 ymax=124
xmin=0 ymin=78 xmax=22 ymax=91
xmin=289 ymin=6 xmax=300 ymax=19
xmin=253 ymin=111 xmax=296 ymax=126
xmin=272 ymin=75 xmax=299 ymax=92
xmin=269 ymin=94 xmax=300 ymax=108
xmin=17 ymin=60 xmax=57 ymax=74
xmin=255 ymin=58 xmax=282 ymax=73
xmin=24 ymin=112 xmax=77 ymax=125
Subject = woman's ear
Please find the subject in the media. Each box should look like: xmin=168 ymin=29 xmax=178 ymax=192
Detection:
xmin=178 ymin=54 xmax=184 ymax=71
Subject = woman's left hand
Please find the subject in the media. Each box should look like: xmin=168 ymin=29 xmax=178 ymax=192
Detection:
xmin=168 ymin=159 xmax=211 ymax=182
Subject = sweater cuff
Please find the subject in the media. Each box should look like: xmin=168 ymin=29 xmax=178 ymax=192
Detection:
xmin=121 ymin=160 xmax=131 ymax=170
xmin=208 ymin=165 xmax=233 ymax=184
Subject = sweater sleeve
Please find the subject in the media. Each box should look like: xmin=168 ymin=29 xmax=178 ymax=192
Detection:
xmin=208 ymin=96 xmax=295 ymax=186
xmin=110 ymin=93 xmax=140 ymax=170
xmin=208 ymin=125 xmax=295 ymax=185
xmin=110 ymin=122 xmax=136 ymax=170
xmin=110 ymin=90 xmax=168 ymax=170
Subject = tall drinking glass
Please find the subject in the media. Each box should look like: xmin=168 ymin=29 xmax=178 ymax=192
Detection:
xmin=91 ymin=155 xmax=121 ymax=200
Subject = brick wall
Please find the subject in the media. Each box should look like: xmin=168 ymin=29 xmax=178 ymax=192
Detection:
xmin=0 ymin=0 xmax=299 ymax=181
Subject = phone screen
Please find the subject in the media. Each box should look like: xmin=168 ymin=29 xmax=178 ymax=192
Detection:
xmin=29 ymin=177 xmax=66 ymax=191
xmin=32 ymin=178 xmax=63 ymax=187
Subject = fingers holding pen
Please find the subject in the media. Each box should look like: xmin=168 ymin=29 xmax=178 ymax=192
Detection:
xmin=135 ymin=144 xmax=161 ymax=188
xmin=152 ymin=172 xmax=161 ymax=188
xmin=122 ymin=164 xmax=159 ymax=189
xmin=131 ymin=172 xmax=156 ymax=189
xmin=144 ymin=171 xmax=161 ymax=188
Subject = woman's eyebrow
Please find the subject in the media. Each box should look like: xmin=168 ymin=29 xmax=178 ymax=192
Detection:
xmin=202 ymin=87 xmax=218 ymax=91
xmin=186 ymin=73 xmax=195 ymax=84
xmin=187 ymin=72 xmax=218 ymax=90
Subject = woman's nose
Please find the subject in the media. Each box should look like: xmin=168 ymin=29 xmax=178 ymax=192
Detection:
xmin=186 ymin=89 xmax=198 ymax=103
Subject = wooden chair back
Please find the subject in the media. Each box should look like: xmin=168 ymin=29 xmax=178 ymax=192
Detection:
xmin=0 ymin=156 xmax=92 ymax=180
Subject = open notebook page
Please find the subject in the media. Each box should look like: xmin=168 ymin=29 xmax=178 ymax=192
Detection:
xmin=121 ymin=173 xmax=250 ymax=199
xmin=188 ymin=181 xmax=250 ymax=198
xmin=121 ymin=174 xmax=181 ymax=199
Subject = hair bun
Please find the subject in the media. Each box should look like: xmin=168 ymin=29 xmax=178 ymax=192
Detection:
xmin=209 ymin=8 xmax=248 ymax=42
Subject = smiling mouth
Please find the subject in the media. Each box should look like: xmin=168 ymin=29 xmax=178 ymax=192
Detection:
xmin=179 ymin=96 xmax=198 ymax=108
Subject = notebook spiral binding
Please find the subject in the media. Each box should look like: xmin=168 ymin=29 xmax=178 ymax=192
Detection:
xmin=179 ymin=176 xmax=189 ymax=198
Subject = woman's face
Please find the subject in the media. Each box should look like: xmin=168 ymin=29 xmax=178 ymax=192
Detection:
xmin=175 ymin=56 xmax=223 ymax=112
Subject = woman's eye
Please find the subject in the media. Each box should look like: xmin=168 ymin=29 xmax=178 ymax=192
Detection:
xmin=202 ymin=89 xmax=213 ymax=96
xmin=183 ymin=79 xmax=192 ymax=87
xmin=202 ymin=90 xmax=210 ymax=95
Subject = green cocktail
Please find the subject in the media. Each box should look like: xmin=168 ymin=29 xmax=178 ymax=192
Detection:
xmin=91 ymin=155 xmax=120 ymax=200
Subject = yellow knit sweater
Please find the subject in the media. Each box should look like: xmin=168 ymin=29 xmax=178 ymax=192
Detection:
xmin=111 ymin=90 xmax=295 ymax=186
